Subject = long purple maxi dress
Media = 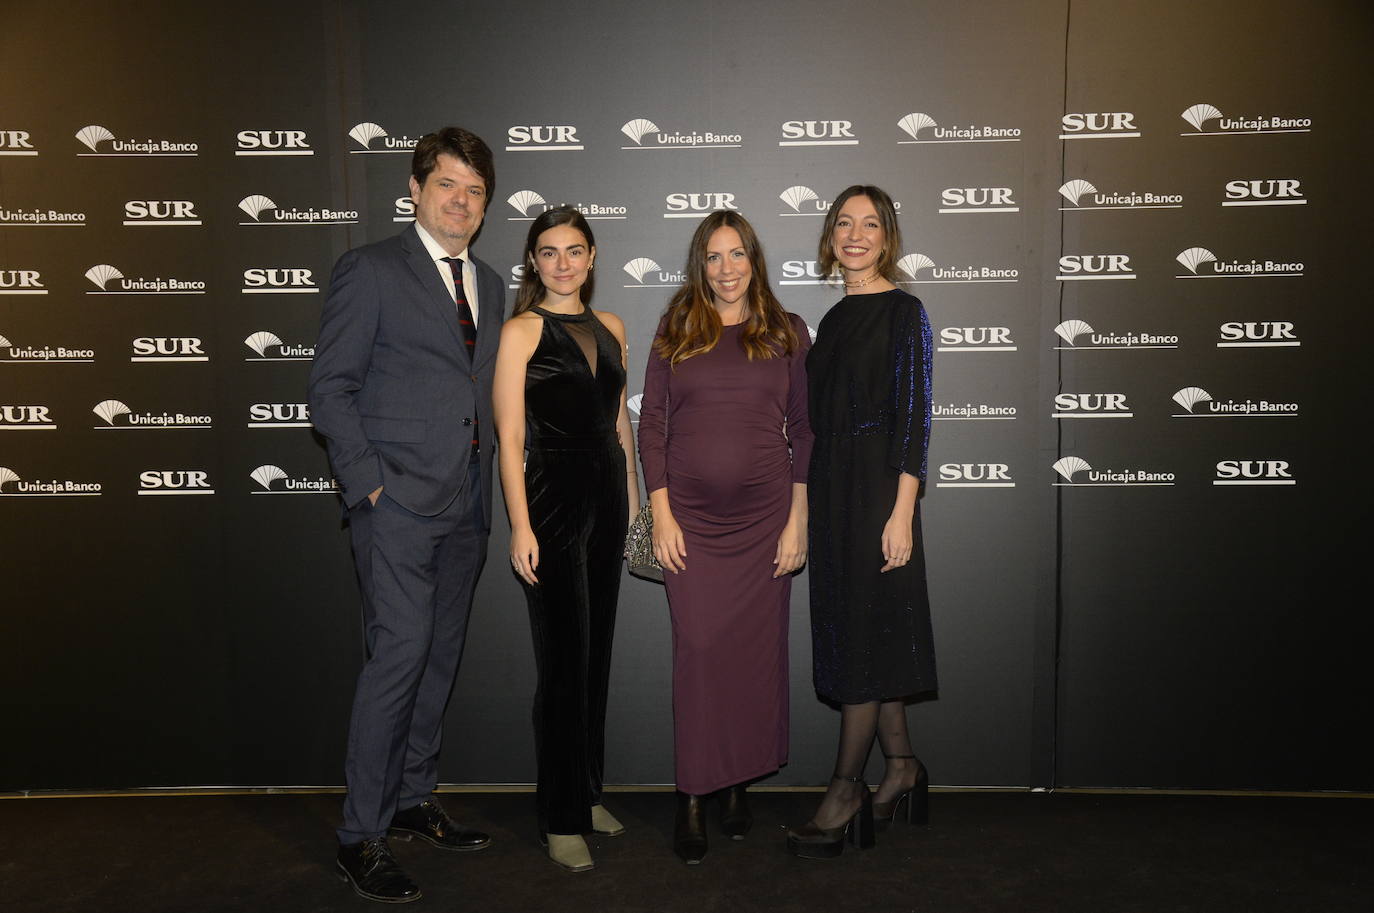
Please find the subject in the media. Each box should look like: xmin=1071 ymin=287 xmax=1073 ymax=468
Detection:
xmin=638 ymin=314 xmax=813 ymax=795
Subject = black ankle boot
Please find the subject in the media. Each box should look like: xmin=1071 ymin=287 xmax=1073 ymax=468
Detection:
xmin=719 ymin=784 xmax=752 ymax=840
xmin=674 ymin=791 xmax=708 ymax=864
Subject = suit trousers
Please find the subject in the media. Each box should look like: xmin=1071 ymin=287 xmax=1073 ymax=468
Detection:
xmin=337 ymin=460 xmax=487 ymax=844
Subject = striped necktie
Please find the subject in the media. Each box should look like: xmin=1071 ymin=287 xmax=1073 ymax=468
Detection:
xmin=441 ymin=256 xmax=478 ymax=351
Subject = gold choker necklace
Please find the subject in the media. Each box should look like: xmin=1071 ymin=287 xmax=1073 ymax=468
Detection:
xmin=843 ymin=272 xmax=881 ymax=289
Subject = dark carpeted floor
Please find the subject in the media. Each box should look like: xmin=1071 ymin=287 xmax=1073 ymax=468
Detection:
xmin=1 ymin=791 xmax=1368 ymax=913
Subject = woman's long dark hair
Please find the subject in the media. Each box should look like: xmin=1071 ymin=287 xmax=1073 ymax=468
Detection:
xmin=511 ymin=205 xmax=596 ymax=316
xmin=654 ymin=210 xmax=796 ymax=366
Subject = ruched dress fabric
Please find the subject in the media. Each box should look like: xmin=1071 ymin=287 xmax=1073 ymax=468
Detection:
xmin=638 ymin=314 xmax=813 ymax=795
xmin=806 ymin=289 xmax=936 ymax=703
xmin=518 ymin=306 xmax=628 ymax=835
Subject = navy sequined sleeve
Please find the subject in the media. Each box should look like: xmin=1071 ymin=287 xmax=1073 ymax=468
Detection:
xmin=886 ymin=296 xmax=932 ymax=483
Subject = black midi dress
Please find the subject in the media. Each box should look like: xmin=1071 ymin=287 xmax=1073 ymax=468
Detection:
xmin=806 ymin=289 xmax=937 ymax=703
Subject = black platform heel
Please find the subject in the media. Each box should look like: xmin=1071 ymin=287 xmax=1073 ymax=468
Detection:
xmin=873 ymin=754 xmax=929 ymax=829
xmin=785 ymin=775 xmax=876 ymax=858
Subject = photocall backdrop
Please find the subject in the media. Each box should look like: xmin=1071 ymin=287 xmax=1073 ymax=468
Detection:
xmin=2 ymin=0 xmax=1367 ymax=792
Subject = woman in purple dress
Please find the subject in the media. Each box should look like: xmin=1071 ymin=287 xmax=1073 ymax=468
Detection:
xmin=638 ymin=211 xmax=813 ymax=864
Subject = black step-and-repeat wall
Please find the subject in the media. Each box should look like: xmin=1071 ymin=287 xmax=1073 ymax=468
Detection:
xmin=3 ymin=0 xmax=1368 ymax=792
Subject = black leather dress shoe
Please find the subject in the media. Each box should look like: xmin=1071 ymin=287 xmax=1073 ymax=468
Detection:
xmin=674 ymin=791 xmax=708 ymax=864
xmin=336 ymin=836 xmax=421 ymax=904
xmin=719 ymin=784 xmax=752 ymax=839
xmin=389 ymin=798 xmax=492 ymax=852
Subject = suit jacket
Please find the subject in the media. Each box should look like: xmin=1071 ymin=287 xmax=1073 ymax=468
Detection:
xmin=308 ymin=224 xmax=505 ymax=522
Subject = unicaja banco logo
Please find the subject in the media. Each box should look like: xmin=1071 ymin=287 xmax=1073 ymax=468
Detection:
xmin=1173 ymin=387 xmax=1212 ymax=414
xmin=1172 ymin=386 xmax=1298 ymax=418
xmin=1052 ymin=457 xmax=1091 ymax=483
xmin=622 ymin=258 xmax=683 ymax=288
xmin=74 ymin=124 xmax=197 ymax=156
xmin=898 ymin=253 xmax=1019 ymax=284
xmin=239 ymin=195 xmax=277 ymax=221
xmin=85 ymin=263 xmax=206 ymax=295
xmin=1053 ymin=320 xmax=1179 ymax=350
xmin=0 ymin=465 xmax=101 ymax=496
xmin=0 ymin=331 xmax=95 ymax=363
xmin=620 ymin=117 xmax=741 ymax=150
xmin=1175 ymin=247 xmax=1303 ymax=279
xmin=91 ymin=398 xmax=213 ymax=429
xmin=244 ymin=331 xmax=313 ymax=361
xmin=780 ymin=185 xmax=827 ymax=216
xmin=508 ymin=190 xmax=548 ymax=218
xmin=1180 ymin=104 xmax=1311 ymax=136
xmin=348 ymin=122 xmax=418 ymax=153
xmin=250 ymin=464 xmax=339 ymax=494
xmin=622 ymin=119 xmax=658 ymax=145
xmin=1058 ymin=179 xmax=1183 ymax=211
xmin=237 ymin=194 xmax=358 ymax=226
xmin=896 ymin=112 xmax=1021 ymax=144
xmin=1052 ymin=456 xmax=1175 ymax=487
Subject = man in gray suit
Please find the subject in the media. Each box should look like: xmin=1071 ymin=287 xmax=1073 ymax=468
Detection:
xmin=308 ymin=126 xmax=504 ymax=904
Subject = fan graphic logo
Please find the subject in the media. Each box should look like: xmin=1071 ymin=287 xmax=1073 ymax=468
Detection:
xmin=1 ymin=130 xmax=37 ymax=155
xmin=130 ymin=337 xmax=209 ymax=363
xmin=138 ymin=470 xmax=214 ymax=495
xmin=663 ymin=192 xmax=739 ymax=219
xmin=348 ymin=122 xmax=419 ymax=154
xmin=0 ymin=466 xmax=101 ymax=496
xmin=249 ymin=464 xmax=339 ymax=495
xmin=91 ymin=399 xmax=213 ymax=430
xmin=248 ymin=403 xmax=311 ymax=429
xmin=236 ymin=129 xmax=313 ymax=156
xmin=0 ymin=405 xmax=57 ymax=430
xmin=1051 ymin=456 xmax=1175 ymax=487
xmin=1217 ymin=321 xmax=1299 ymax=348
xmin=1057 ymin=254 xmax=1135 ymax=281
xmin=0 ymin=332 xmax=95 ymax=363
xmin=896 ymin=112 xmax=1021 ymax=144
xmin=1171 ymin=386 xmax=1298 ymax=418
xmin=933 ymin=404 xmax=1018 ymax=422
xmin=244 ymin=331 xmax=313 ymax=361
xmin=0 ymin=269 xmax=46 ymax=295
xmin=506 ymin=189 xmax=627 ymax=222
xmin=0 ymin=205 xmax=86 ymax=227
xmin=505 ymin=125 xmax=583 ymax=152
xmin=897 ymin=253 xmax=1019 ymax=284
xmin=74 ymin=124 xmax=197 ymax=156
xmin=627 ymin=393 xmax=644 ymax=423
xmin=1053 ymin=320 xmax=1178 ymax=350
xmin=937 ymin=327 xmax=1017 ymax=353
xmin=85 ymin=264 xmax=205 ymax=295
xmin=1058 ymin=179 xmax=1182 ymax=211
xmin=1060 ymin=112 xmax=1140 ymax=140
xmin=622 ymin=258 xmax=685 ymax=288
xmin=779 ymin=119 xmax=858 ymax=147
xmin=939 ymin=187 xmax=1018 ymax=215
xmin=122 ymin=200 xmax=202 ymax=227
xmin=238 ymin=194 xmax=358 ymax=226
xmin=1174 ymin=247 xmax=1303 ymax=279
xmin=779 ymin=186 xmax=829 ymax=217
xmin=1053 ymin=393 xmax=1133 ymax=419
xmin=1179 ymin=104 xmax=1311 ymax=136
xmin=620 ymin=117 xmax=742 ymax=150
xmin=1221 ymin=179 xmax=1305 ymax=207
xmin=241 ymin=268 xmax=318 ymax=294
xmin=1214 ymin=460 xmax=1295 ymax=486
xmin=936 ymin=463 xmax=1015 ymax=487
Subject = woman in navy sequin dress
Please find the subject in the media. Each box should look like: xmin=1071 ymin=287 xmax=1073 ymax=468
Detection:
xmin=787 ymin=185 xmax=935 ymax=858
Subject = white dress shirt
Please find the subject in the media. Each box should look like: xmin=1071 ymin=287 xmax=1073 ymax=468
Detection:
xmin=413 ymin=221 xmax=479 ymax=326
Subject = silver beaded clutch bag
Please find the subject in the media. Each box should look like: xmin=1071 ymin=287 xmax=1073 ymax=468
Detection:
xmin=625 ymin=504 xmax=664 ymax=582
